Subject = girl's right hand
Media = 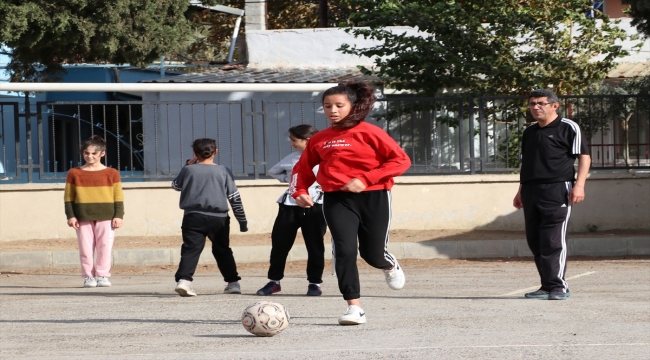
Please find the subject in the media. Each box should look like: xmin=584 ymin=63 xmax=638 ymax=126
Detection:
xmin=67 ymin=217 xmax=80 ymax=230
xmin=295 ymin=194 xmax=314 ymax=208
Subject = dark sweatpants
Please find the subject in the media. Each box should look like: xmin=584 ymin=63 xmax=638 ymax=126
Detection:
xmin=268 ymin=203 xmax=327 ymax=284
xmin=323 ymin=190 xmax=396 ymax=300
xmin=175 ymin=213 xmax=241 ymax=283
xmin=521 ymin=182 xmax=572 ymax=293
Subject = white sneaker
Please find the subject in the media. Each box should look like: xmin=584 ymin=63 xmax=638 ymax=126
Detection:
xmin=223 ymin=282 xmax=241 ymax=294
xmin=83 ymin=277 xmax=97 ymax=288
xmin=338 ymin=305 xmax=367 ymax=325
xmin=383 ymin=260 xmax=405 ymax=290
xmin=96 ymin=276 xmax=112 ymax=287
xmin=175 ymin=279 xmax=197 ymax=297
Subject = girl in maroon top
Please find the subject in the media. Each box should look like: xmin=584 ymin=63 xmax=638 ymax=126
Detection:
xmin=291 ymin=81 xmax=411 ymax=325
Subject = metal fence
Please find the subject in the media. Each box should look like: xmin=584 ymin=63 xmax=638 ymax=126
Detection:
xmin=0 ymin=94 xmax=648 ymax=182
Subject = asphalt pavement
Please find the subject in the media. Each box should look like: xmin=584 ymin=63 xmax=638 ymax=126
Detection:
xmin=1 ymin=258 xmax=649 ymax=359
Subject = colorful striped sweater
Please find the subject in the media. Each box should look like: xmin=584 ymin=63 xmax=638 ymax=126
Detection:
xmin=64 ymin=167 xmax=125 ymax=221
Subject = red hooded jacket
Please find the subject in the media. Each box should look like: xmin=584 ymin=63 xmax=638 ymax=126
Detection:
xmin=290 ymin=121 xmax=411 ymax=198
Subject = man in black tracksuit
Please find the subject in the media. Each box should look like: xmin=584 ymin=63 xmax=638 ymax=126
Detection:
xmin=513 ymin=89 xmax=591 ymax=301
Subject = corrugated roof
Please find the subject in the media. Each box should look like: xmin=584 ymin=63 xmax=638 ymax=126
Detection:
xmin=607 ymin=62 xmax=650 ymax=78
xmin=143 ymin=67 xmax=381 ymax=84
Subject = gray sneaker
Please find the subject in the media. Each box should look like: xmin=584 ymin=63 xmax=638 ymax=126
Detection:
xmin=175 ymin=279 xmax=197 ymax=297
xmin=224 ymin=282 xmax=241 ymax=294
xmin=548 ymin=290 xmax=569 ymax=300
xmin=83 ymin=277 xmax=97 ymax=288
xmin=96 ymin=276 xmax=112 ymax=287
xmin=524 ymin=288 xmax=549 ymax=299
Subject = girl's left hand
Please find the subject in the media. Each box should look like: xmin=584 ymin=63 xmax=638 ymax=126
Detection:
xmin=341 ymin=178 xmax=366 ymax=193
xmin=112 ymin=218 xmax=123 ymax=229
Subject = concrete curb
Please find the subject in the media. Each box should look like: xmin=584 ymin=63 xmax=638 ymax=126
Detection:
xmin=1 ymin=237 xmax=648 ymax=272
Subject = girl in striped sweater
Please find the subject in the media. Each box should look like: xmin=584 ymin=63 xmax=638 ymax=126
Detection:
xmin=64 ymin=135 xmax=124 ymax=288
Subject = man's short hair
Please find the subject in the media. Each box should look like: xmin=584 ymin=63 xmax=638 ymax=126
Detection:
xmin=529 ymin=89 xmax=559 ymax=104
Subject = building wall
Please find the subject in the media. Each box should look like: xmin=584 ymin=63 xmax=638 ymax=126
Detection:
xmin=246 ymin=27 xmax=423 ymax=69
xmin=1 ymin=173 xmax=648 ymax=241
xmin=246 ymin=20 xmax=647 ymax=68
xmin=605 ymin=0 xmax=627 ymax=18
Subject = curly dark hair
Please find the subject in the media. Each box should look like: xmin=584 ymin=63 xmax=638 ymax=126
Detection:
xmin=322 ymin=81 xmax=376 ymax=129
xmin=192 ymin=138 xmax=217 ymax=159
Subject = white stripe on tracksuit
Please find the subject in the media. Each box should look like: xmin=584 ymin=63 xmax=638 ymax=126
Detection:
xmin=382 ymin=191 xmax=396 ymax=267
xmin=559 ymin=181 xmax=573 ymax=293
xmin=561 ymin=118 xmax=582 ymax=155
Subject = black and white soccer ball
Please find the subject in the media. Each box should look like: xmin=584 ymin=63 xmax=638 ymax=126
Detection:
xmin=241 ymin=301 xmax=290 ymax=337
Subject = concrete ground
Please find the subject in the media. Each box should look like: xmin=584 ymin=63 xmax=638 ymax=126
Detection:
xmin=1 ymin=258 xmax=649 ymax=359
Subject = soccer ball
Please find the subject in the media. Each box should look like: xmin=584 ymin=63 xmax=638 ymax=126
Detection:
xmin=241 ymin=301 xmax=290 ymax=337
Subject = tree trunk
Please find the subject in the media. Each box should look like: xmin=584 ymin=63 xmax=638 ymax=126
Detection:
xmin=623 ymin=113 xmax=633 ymax=167
xmin=318 ymin=0 xmax=328 ymax=28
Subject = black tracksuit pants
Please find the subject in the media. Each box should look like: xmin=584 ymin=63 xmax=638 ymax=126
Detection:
xmin=175 ymin=213 xmax=241 ymax=283
xmin=521 ymin=182 xmax=572 ymax=293
xmin=268 ymin=203 xmax=327 ymax=284
xmin=323 ymin=190 xmax=396 ymax=300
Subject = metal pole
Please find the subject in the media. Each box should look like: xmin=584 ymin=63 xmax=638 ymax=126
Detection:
xmin=227 ymin=16 xmax=243 ymax=63
xmin=160 ymin=56 xmax=165 ymax=78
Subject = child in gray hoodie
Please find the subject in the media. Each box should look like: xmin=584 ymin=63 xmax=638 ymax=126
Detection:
xmin=171 ymin=138 xmax=248 ymax=297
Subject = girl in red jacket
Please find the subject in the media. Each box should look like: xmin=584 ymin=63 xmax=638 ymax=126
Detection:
xmin=290 ymin=81 xmax=411 ymax=325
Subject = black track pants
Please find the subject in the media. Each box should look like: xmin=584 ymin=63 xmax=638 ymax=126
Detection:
xmin=521 ymin=182 xmax=572 ymax=293
xmin=268 ymin=203 xmax=327 ymax=284
xmin=175 ymin=213 xmax=241 ymax=283
xmin=323 ymin=190 xmax=396 ymax=300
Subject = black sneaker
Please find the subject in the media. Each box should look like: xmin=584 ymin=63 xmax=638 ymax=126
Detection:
xmin=306 ymin=284 xmax=322 ymax=296
xmin=524 ymin=288 xmax=549 ymax=299
xmin=548 ymin=290 xmax=569 ymax=300
xmin=256 ymin=281 xmax=281 ymax=296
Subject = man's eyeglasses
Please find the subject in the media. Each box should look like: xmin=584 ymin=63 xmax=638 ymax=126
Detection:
xmin=528 ymin=102 xmax=552 ymax=108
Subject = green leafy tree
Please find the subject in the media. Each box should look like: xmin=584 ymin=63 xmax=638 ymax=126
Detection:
xmin=339 ymin=0 xmax=633 ymax=97
xmin=599 ymin=76 xmax=650 ymax=166
xmin=623 ymin=0 xmax=650 ymax=38
xmin=0 ymin=0 xmax=225 ymax=77
xmin=0 ymin=0 xmax=225 ymax=143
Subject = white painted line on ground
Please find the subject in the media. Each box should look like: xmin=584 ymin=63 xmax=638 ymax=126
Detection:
xmin=499 ymin=271 xmax=597 ymax=296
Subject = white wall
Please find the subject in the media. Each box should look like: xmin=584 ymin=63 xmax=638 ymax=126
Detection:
xmin=246 ymin=20 xmax=648 ymax=69
xmin=246 ymin=27 xmax=422 ymax=69
xmin=601 ymin=19 xmax=650 ymax=63
xmin=1 ymin=173 xmax=648 ymax=241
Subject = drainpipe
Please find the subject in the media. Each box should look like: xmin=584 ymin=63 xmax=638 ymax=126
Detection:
xmin=227 ymin=15 xmax=243 ymax=63
xmin=188 ymin=1 xmax=245 ymax=63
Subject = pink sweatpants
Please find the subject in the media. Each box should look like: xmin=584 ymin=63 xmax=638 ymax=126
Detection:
xmin=76 ymin=220 xmax=114 ymax=278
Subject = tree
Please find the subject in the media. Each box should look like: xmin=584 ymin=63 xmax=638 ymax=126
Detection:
xmin=0 ymin=0 xmax=225 ymax=79
xmin=599 ymin=76 xmax=650 ymax=166
xmin=339 ymin=0 xmax=633 ymax=97
xmin=0 ymin=0 xmax=225 ymax=175
xmin=623 ymin=0 xmax=650 ymax=38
